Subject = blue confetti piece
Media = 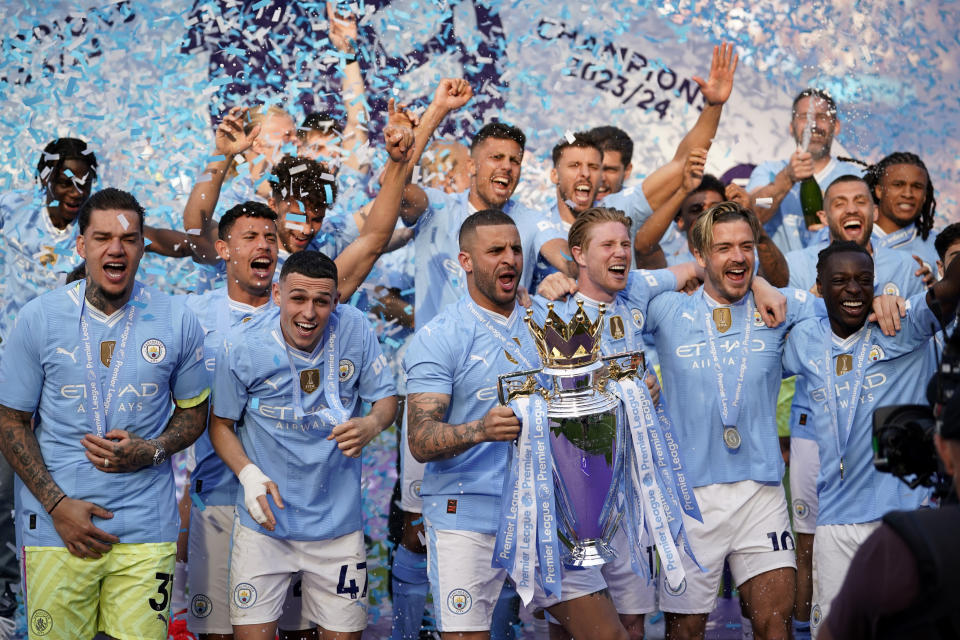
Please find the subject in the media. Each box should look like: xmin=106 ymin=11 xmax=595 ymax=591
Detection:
xmin=190 ymin=492 xmax=206 ymax=511
xmin=286 ymin=213 xmax=306 ymax=223
xmin=130 ymin=300 xmax=148 ymax=309
xmin=251 ymin=397 xmax=260 ymax=410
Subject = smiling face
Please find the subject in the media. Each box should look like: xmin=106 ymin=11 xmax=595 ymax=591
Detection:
xmin=469 ymin=137 xmax=523 ymax=210
xmin=596 ymin=150 xmax=631 ymax=200
xmin=696 ymin=219 xmax=756 ymax=304
xmin=552 ymin=146 xmax=602 ymax=216
xmin=44 ymin=158 xmax=95 ymax=227
xmin=825 ymin=180 xmax=876 ymax=248
xmin=459 ymin=223 xmax=522 ymax=315
xmin=790 ymin=95 xmax=839 ymax=161
xmin=573 ymin=221 xmax=631 ymax=302
xmin=216 ymin=215 xmax=279 ymax=300
xmin=273 ymin=273 xmax=338 ymax=352
xmin=874 ymin=163 xmax=928 ymax=229
xmin=270 ymin=197 xmax=326 ymax=254
xmin=818 ymin=250 xmax=874 ymax=338
xmin=76 ymin=208 xmax=144 ymax=310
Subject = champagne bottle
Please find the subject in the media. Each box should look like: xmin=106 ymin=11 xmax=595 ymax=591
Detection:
xmin=799 ymin=109 xmax=822 ymax=228
xmin=799 ymin=177 xmax=822 ymax=228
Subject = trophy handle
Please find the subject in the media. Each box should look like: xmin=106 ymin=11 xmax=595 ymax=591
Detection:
xmin=596 ymin=350 xmax=645 ymax=387
xmin=496 ymin=368 xmax=544 ymax=406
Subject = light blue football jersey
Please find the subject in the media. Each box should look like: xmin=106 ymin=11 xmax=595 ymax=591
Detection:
xmin=785 ymin=242 xmax=928 ymax=441
xmin=182 ymin=288 xmax=276 ymax=506
xmin=212 ymin=304 xmax=395 ymax=540
xmin=747 ymin=158 xmax=864 ymax=253
xmin=0 ymin=189 xmax=83 ymax=354
xmin=403 ymin=299 xmax=541 ymax=534
xmin=411 ymin=187 xmax=564 ymax=329
xmin=873 ymin=223 xmax=939 ymax=274
xmin=530 ymin=269 xmax=677 ymax=360
xmin=0 ymin=282 xmax=209 ymax=546
xmin=647 ymin=287 xmax=815 ymax=487
xmin=782 ymin=294 xmax=936 ymax=525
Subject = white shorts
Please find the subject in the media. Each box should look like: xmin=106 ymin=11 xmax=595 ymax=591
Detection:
xmin=425 ymin=522 xmax=607 ymax=632
xmin=790 ymin=438 xmax=820 ymax=534
xmin=187 ymin=505 xmax=312 ymax=634
xmin=228 ymin=521 xmax=368 ymax=633
xmin=601 ymin=528 xmax=657 ymax=615
xmin=659 ymin=480 xmax=797 ymax=614
xmin=810 ymin=521 xmax=880 ymax=639
xmin=400 ymin=408 xmax=425 ymax=512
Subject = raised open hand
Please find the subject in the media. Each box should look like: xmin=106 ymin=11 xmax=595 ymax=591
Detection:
xmin=327 ymin=1 xmax=358 ymax=54
xmin=215 ymin=106 xmax=260 ymax=157
xmin=692 ymin=42 xmax=738 ymax=107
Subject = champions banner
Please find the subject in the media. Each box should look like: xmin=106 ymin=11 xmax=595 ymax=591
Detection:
xmin=1 ymin=0 xmax=956 ymax=236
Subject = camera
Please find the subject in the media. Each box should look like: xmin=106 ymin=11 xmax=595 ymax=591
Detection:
xmin=872 ymin=307 xmax=960 ymax=501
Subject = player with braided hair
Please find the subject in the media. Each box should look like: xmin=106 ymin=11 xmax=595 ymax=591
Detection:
xmin=865 ymin=151 xmax=939 ymax=273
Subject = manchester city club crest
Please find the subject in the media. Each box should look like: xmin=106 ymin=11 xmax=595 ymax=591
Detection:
xmin=712 ymin=307 xmax=732 ymax=333
xmin=631 ymin=308 xmax=644 ymax=330
xmin=300 ymin=368 xmax=320 ymax=393
xmin=882 ymin=282 xmax=900 ymax=296
xmin=793 ymin=499 xmax=810 ymax=520
xmin=141 ymin=338 xmax=166 ymax=364
xmin=191 ymin=593 xmax=212 ymax=618
xmin=339 ymin=358 xmax=355 ymax=382
xmin=447 ymin=588 xmax=472 ymax=614
xmin=100 ymin=340 xmax=116 ymax=367
xmin=753 ymin=309 xmax=764 ymax=327
xmin=869 ymin=345 xmax=885 ymax=362
xmin=835 ymin=353 xmax=854 ymax=376
xmin=30 ymin=609 xmax=53 ymax=636
xmin=234 ymin=583 xmax=257 ymax=608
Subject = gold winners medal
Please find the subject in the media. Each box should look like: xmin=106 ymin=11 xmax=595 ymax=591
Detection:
xmin=723 ymin=426 xmax=742 ymax=450
xmin=712 ymin=307 xmax=733 ymax=333
xmin=300 ymin=368 xmax=320 ymax=393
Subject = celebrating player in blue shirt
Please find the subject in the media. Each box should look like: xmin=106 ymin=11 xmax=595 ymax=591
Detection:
xmin=405 ymin=210 xmax=631 ymax=640
xmin=783 ymin=174 xmax=928 ymax=637
xmin=209 ymin=251 xmax=397 ymax=639
xmin=0 ymin=188 xmax=210 ymax=640
xmin=782 ymin=240 xmax=960 ymax=637
xmin=645 ymin=202 xmax=814 ymax=639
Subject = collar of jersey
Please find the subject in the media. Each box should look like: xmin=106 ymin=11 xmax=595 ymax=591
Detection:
xmin=227 ymin=295 xmax=271 ymax=315
xmin=828 ymin=318 xmax=868 ymax=350
xmin=71 ymin=281 xmax=145 ymax=327
xmin=702 ymin=289 xmax=750 ymax=309
xmin=475 ymin=302 xmax=519 ymax=328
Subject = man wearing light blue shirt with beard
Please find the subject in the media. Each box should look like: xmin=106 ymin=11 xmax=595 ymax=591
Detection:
xmin=782 ymin=240 xmax=960 ymax=637
xmin=645 ymin=202 xmax=814 ymax=640
xmin=405 ymin=210 xmax=628 ymax=640
xmin=210 ymin=251 xmax=397 ymax=639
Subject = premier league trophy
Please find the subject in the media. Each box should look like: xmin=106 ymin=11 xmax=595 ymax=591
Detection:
xmin=497 ymin=300 xmax=641 ymax=568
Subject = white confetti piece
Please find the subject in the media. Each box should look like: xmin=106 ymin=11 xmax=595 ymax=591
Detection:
xmin=755 ymin=197 xmax=773 ymax=207
xmin=564 ymin=130 xmax=576 ymax=144
xmin=117 ymin=213 xmax=129 ymax=230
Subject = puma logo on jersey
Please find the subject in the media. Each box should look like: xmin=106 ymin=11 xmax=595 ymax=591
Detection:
xmin=469 ymin=354 xmax=489 ymax=367
xmin=56 ymin=346 xmax=79 ymax=363
xmin=263 ymin=376 xmax=283 ymax=391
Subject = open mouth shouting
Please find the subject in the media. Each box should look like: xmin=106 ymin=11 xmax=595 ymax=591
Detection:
xmin=607 ymin=262 xmax=627 ymax=285
xmin=490 ymin=174 xmax=513 ymax=198
xmin=102 ymin=260 xmax=128 ymax=285
xmin=496 ymin=266 xmax=517 ymax=294
xmin=725 ymin=264 xmax=748 ymax=287
xmin=569 ymin=181 xmax=594 ymax=209
xmin=293 ymin=319 xmax=319 ymax=340
xmin=839 ymin=217 xmax=866 ymax=242
xmin=250 ymin=255 xmax=274 ymax=280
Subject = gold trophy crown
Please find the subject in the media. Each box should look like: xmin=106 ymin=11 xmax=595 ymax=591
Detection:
xmin=524 ymin=300 xmax=605 ymax=369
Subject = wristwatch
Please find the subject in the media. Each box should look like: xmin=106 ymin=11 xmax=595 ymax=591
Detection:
xmin=148 ymin=440 xmax=167 ymax=466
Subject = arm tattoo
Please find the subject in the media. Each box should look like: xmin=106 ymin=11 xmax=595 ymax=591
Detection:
xmin=155 ymin=399 xmax=209 ymax=456
xmin=0 ymin=405 xmax=65 ymax=512
xmin=407 ymin=393 xmax=486 ymax=462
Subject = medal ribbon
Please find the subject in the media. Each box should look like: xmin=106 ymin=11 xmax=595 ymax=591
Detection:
xmin=875 ymin=224 xmax=917 ymax=251
xmin=465 ymin=300 xmax=537 ymax=371
xmin=78 ymin=281 xmax=139 ymax=439
xmin=702 ymin=292 xmax=753 ymax=437
xmin=281 ymin=313 xmax=347 ymax=425
xmin=821 ymin=320 xmax=872 ymax=478
xmin=615 ymin=377 xmax=691 ymax=591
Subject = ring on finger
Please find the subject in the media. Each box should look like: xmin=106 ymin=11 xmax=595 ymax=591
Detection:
xmin=104 ymin=457 xmax=109 ymax=468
